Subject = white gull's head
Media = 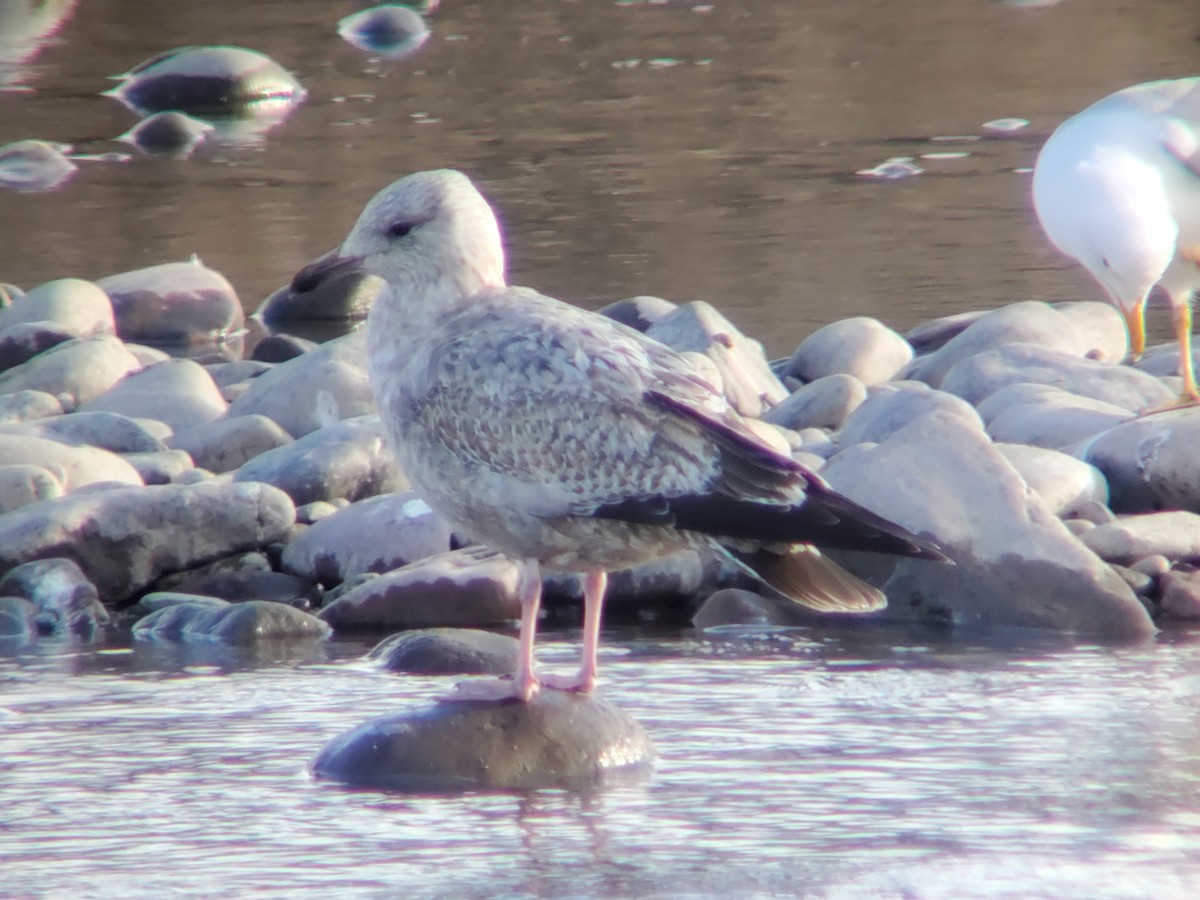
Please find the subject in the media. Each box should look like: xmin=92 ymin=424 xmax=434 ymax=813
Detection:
xmin=339 ymin=169 xmax=507 ymax=303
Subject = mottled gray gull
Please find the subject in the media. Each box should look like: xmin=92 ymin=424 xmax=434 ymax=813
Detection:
xmin=295 ymin=169 xmax=946 ymax=702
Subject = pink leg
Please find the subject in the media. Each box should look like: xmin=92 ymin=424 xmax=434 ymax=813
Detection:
xmin=454 ymin=559 xmax=543 ymax=702
xmin=540 ymin=569 xmax=607 ymax=694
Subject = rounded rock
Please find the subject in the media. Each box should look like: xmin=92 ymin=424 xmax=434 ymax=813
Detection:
xmin=368 ymin=627 xmax=519 ymax=675
xmin=785 ymin=316 xmax=913 ymax=385
xmin=97 ymin=259 xmax=244 ymax=345
xmin=311 ymin=690 xmax=655 ymax=791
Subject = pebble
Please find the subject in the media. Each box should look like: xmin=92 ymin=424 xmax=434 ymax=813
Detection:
xmin=0 ymin=277 xmax=115 ymax=340
xmin=1159 ymin=569 xmax=1200 ymax=620
xmin=760 ymin=373 xmax=866 ymax=432
xmin=1079 ymin=409 xmax=1200 ymax=514
xmin=117 ymin=111 xmax=214 ymax=156
xmin=0 ymin=139 xmax=77 ymax=192
xmin=0 ymin=557 xmax=109 ymax=637
xmin=0 ymin=334 xmax=143 ymax=406
xmin=0 ymin=463 xmax=63 ymax=513
xmin=78 ymin=358 xmax=226 ymax=433
xmin=133 ymin=599 xmax=330 ymax=644
xmin=1078 ymin=512 xmax=1200 ymax=565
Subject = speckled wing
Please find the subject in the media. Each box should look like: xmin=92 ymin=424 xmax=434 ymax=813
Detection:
xmin=407 ymin=286 xmax=751 ymax=517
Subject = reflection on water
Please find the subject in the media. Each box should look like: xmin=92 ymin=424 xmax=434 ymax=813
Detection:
xmin=3 ymin=628 xmax=1200 ymax=896
xmin=0 ymin=0 xmax=1197 ymax=355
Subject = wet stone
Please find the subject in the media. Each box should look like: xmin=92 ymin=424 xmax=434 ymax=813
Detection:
xmin=761 ymin=373 xmax=866 ymax=432
xmin=0 ymin=277 xmax=115 ymax=341
xmin=311 ymin=690 xmax=655 ymax=791
xmin=598 ymin=295 xmax=678 ymax=332
xmin=0 ymin=139 xmax=77 ymax=192
xmin=0 ymin=389 xmax=63 ymax=424
xmin=0 ymin=481 xmax=296 ymax=604
xmin=168 ymin=414 xmax=293 ymax=474
xmin=784 ymin=316 xmax=913 ymax=386
xmin=157 ymin=568 xmax=317 ymax=607
xmin=1078 ymin=512 xmax=1200 ymax=566
xmin=234 ymin=415 xmax=406 ymax=506
xmin=368 ymin=628 xmax=519 ymax=675
xmin=0 ymin=334 xmax=143 ymax=407
xmin=78 ymin=358 xmax=227 ymax=433
xmin=223 ymin=330 xmax=376 ymax=438
xmin=0 ymin=322 xmax=77 ymax=372
xmin=281 ymin=490 xmax=453 ymax=583
xmin=117 ymin=111 xmax=214 ymax=156
xmin=3 ymin=410 xmax=168 ymax=453
xmin=98 ymin=259 xmax=244 ymax=345
xmin=318 ymin=547 xmax=522 ymax=632
xmin=255 ymin=265 xmax=384 ymax=327
xmin=133 ymin=599 xmax=330 ymax=644
xmin=0 ymin=433 xmax=142 ymax=491
xmin=0 ymin=595 xmax=38 ymax=640
xmin=1159 ymin=569 xmax=1200 ymax=620
xmin=250 ymin=333 xmax=317 ymax=363
xmin=0 ymin=557 xmax=108 ymax=638
xmin=0 ymin=463 xmax=63 ymax=513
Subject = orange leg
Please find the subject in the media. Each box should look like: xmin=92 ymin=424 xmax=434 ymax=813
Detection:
xmin=1122 ymin=295 xmax=1148 ymax=360
xmin=1173 ymin=299 xmax=1200 ymax=405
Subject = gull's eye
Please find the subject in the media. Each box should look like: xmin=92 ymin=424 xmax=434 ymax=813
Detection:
xmin=386 ymin=220 xmax=416 ymax=239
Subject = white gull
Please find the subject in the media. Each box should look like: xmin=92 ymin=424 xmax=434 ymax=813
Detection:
xmin=1033 ymin=77 xmax=1200 ymax=405
xmin=296 ymin=169 xmax=946 ymax=702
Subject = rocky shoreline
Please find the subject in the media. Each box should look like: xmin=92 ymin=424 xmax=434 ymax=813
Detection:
xmin=3 ymin=262 xmax=1199 ymax=786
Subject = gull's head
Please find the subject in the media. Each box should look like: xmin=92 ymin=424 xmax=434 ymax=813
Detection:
xmin=297 ymin=170 xmax=506 ymax=305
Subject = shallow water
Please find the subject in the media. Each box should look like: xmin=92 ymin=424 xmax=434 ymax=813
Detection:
xmin=4 ymin=625 xmax=1200 ymax=897
xmin=3 ymin=0 xmax=1200 ymax=895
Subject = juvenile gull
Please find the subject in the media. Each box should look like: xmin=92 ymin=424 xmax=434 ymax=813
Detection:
xmin=1033 ymin=77 xmax=1200 ymax=405
xmin=297 ymin=169 xmax=946 ymax=702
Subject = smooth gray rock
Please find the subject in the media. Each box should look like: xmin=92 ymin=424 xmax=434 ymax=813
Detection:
xmin=904 ymin=309 xmax=988 ymax=355
xmin=0 ymin=433 xmax=142 ymax=490
xmin=1052 ymin=300 xmax=1128 ymax=364
xmin=256 ymin=268 xmax=383 ymax=326
xmin=1079 ymin=409 xmax=1200 ymax=514
xmin=821 ymin=409 xmax=1155 ymax=637
xmin=318 ymin=547 xmax=522 ymax=631
xmin=0 ymin=334 xmax=143 ymax=406
xmin=0 ymin=389 xmax=63 ymax=424
xmin=121 ymin=449 xmax=195 ymax=485
xmin=1160 ymin=569 xmax=1200 ymax=620
xmin=282 ymin=490 xmax=451 ymax=584
xmin=978 ymin=383 xmax=1134 ymax=450
xmin=250 ymin=333 xmax=318 ymax=363
xmin=223 ymin=330 xmax=375 ymax=438
xmin=368 ymin=628 xmax=519 ymax=675
xmin=836 ymin=381 xmax=982 ymax=447
xmin=1078 ymin=512 xmax=1200 ymax=565
xmin=0 ymin=596 xmax=37 ymax=639
xmin=939 ymin=343 xmax=1174 ymax=409
xmin=98 ymin=260 xmax=243 ymax=345
xmin=206 ymin=358 xmax=274 ymax=388
xmin=0 ymin=139 xmax=77 ymax=192
xmin=0 ymin=464 xmax=63 ymax=513
xmin=78 ymin=358 xmax=227 ymax=432
xmin=994 ymin=443 xmax=1109 ymax=519
xmin=168 ymin=414 xmax=293 ymax=474
xmin=157 ymin=567 xmax=315 ymax=607
xmin=0 ymin=277 xmax=115 ymax=340
xmin=117 ymin=110 xmax=214 ymax=155
xmin=233 ymin=415 xmax=406 ymax=505
xmin=547 ymin=549 xmax=706 ymax=619
xmin=762 ymin=373 xmax=866 ymax=432
xmin=0 ymin=410 xmax=168 ymax=453
xmin=598 ymin=295 xmax=677 ymax=332
xmin=784 ymin=317 xmax=913 ymax=385
xmin=0 ymin=481 xmax=296 ymax=603
xmin=311 ymin=690 xmax=655 ymax=791
xmin=1132 ymin=342 xmax=1198 ymax=378
xmin=138 ymin=592 xmax=231 ymax=612
xmin=107 ymin=45 xmax=307 ymax=117
xmin=133 ymin=599 xmax=330 ymax=643
xmin=905 ymin=301 xmax=1089 ymax=388
xmin=646 ymin=301 xmax=787 ymax=417
xmin=0 ymin=557 xmax=108 ymax=637
xmin=0 ymin=321 xmax=76 ymax=372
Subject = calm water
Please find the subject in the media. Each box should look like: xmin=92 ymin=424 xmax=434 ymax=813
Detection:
xmin=3 ymin=0 xmax=1200 ymax=895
